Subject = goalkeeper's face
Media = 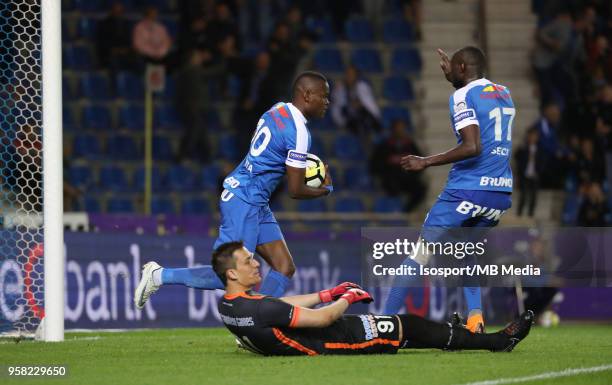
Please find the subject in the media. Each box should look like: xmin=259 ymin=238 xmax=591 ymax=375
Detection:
xmin=228 ymin=247 xmax=262 ymax=288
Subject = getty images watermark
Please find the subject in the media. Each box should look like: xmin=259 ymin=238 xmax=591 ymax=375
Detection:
xmin=361 ymin=227 xmax=612 ymax=288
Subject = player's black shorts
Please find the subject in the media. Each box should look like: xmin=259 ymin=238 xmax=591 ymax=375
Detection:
xmin=280 ymin=314 xmax=402 ymax=355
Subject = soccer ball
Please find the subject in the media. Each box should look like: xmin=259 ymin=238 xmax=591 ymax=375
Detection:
xmin=305 ymin=153 xmax=326 ymax=188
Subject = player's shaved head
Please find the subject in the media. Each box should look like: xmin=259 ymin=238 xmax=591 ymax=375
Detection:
xmin=292 ymin=71 xmax=327 ymax=98
xmin=453 ymin=46 xmax=486 ymax=78
xmin=291 ymin=71 xmax=330 ymax=119
xmin=211 ymin=241 xmax=244 ymax=285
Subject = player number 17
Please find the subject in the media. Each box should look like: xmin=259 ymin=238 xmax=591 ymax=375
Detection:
xmin=489 ymin=107 xmax=515 ymax=141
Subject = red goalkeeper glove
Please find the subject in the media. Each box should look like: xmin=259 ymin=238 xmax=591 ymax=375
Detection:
xmin=339 ymin=288 xmax=374 ymax=305
xmin=319 ymin=282 xmax=363 ymax=303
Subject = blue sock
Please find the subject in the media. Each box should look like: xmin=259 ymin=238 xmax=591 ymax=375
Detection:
xmin=259 ymin=269 xmax=291 ymax=297
xmin=383 ymin=257 xmax=422 ymax=314
xmin=161 ymin=266 xmax=224 ymax=290
xmin=463 ymin=286 xmax=482 ymax=314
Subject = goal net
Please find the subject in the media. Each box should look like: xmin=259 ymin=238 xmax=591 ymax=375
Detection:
xmin=0 ymin=0 xmax=63 ymax=341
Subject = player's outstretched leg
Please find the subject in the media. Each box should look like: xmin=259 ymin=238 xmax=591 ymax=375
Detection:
xmin=398 ymin=310 xmax=534 ymax=352
xmin=134 ymin=262 xmax=224 ymax=309
xmin=383 ymin=256 xmax=422 ymax=314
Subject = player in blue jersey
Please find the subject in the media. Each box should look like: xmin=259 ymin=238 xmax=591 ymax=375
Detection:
xmin=384 ymin=47 xmax=515 ymax=333
xmin=134 ymin=71 xmax=333 ymax=308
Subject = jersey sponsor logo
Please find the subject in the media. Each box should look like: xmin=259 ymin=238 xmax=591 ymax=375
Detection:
xmin=455 ymin=200 xmax=506 ymax=222
xmin=453 ymin=109 xmax=476 ymax=124
xmin=453 ymin=101 xmax=467 ymax=113
xmin=479 ymin=176 xmax=513 ymax=188
xmin=288 ymin=150 xmax=307 ymax=162
xmin=220 ymin=314 xmax=255 ymax=327
xmin=358 ymin=315 xmax=379 ymax=341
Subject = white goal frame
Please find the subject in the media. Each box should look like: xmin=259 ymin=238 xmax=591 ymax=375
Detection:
xmin=41 ymin=0 xmax=64 ymax=342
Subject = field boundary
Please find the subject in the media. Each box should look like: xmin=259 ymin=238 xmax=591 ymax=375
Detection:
xmin=456 ymin=363 xmax=612 ymax=385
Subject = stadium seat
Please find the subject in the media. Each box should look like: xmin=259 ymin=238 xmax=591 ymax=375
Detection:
xmin=72 ymin=0 xmax=105 ymax=12
xmin=116 ymin=72 xmax=144 ymax=100
xmin=133 ymin=166 xmax=163 ymax=191
xmin=119 ymin=105 xmax=145 ymax=131
xmin=383 ymin=18 xmax=414 ymax=43
xmin=305 ymin=17 xmax=336 ymax=42
xmin=160 ymin=17 xmax=179 ymax=38
xmin=161 ymin=75 xmax=176 ymax=100
xmin=350 ymin=49 xmax=383 ymax=73
xmin=78 ymin=18 xmax=98 ymax=40
xmin=333 ymin=134 xmax=363 ymax=161
xmin=308 ymin=112 xmax=336 ymax=131
xmin=562 ymin=194 xmax=581 ymax=225
xmin=334 ymin=197 xmax=365 ymax=212
xmin=106 ymin=134 xmax=139 ymax=160
xmin=84 ymin=197 xmax=101 ymax=212
xmin=343 ymin=166 xmax=374 ymax=190
xmin=200 ymin=164 xmax=221 ymax=190
xmin=166 ymin=165 xmax=197 ymax=192
xmin=150 ymin=0 xmax=176 ymax=12
xmin=63 ymin=107 xmax=77 ymax=131
xmin=155 ymin=105 xmax=181 ymax=130
xmin=107 ymin=197 xmax=134 ymax=213
xmin=309 ymin=135 xmax=327 ymax=158
xmin=151 ymin=197 xmax=175 ymax=215
xmin=81 ymin=105 xmax=112 ymax=129
xmin=152 ymin=135 xmax=174 ymax=161
xmin=72 ymin=134 xmax=102 ymax=159
xmin=63 ymin=45 xmax=93 ymax=70
xmin=313 ymin=49 xmax=344 ymax=73
xmin=80 ymin=72 xmax=111 ymax=100
xmin=68 ymin=165 xmax=94 ymax=190
xmin=383 ymin=76 xmax=414 ymax=101
xmin=99 ymin=165 xmax=130 ymax=192
xmin=345 ymin=18 xmax=374 ymax=43
xmin=374 ymin=196 xmax=404 ymax=213
xmin=63 ymin=75 xmax=75 ymax=100
xmin=218 ymin=134 xmax=239 ymax=161
xmin=269 ymin=198 xmax=285 ymax=212
xmin=390 ymin=48 xmax=422 ymax=74
xmin=381 ymin=106 xmax=412 ymax=129
xmin=298 ymin=199 xmax=328 ymax=212
xmin=181 ymin=198 xmax=210 ymax=214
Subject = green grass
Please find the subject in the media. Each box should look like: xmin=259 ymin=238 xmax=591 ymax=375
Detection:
xmin=1 ymin=325 xmax=612 ymax=385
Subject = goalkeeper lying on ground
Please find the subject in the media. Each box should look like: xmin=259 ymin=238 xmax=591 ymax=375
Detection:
xmin=135 ymin=241 xmax=533 ymax=356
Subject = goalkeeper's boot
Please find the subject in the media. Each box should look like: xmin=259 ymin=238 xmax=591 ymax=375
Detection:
xmin=135 ymin=262 xmax=162 ymax=309
xmin=495 ymin=310 xmax=534 ymax=352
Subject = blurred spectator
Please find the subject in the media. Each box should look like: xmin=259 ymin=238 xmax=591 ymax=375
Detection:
xmin=180 ymin=13 xmax=212 ymax=54
xmin=206 ymin=2 xmax=240 ymax=54
xmin=530 ymin=102 xmax=561 ymax=187
xmin=175 ymin=49 xmax=223 ymax=163
xmin=96 ymin=2 xmax=134 ymax=72
xmin=232 ymin=51 xmax=276 ymax=154
xmin=577 ymin=182 xmax=608 ymax=226
xmin=331 ymin=65 xmax=382 ymax=136
xmin=370 ymin=119 xmax=426 ymax=211
xmin=577 ymin=137 xmax=605 ymax=184
xmin=532 ymin=8 xmax=576 ymax=105
xmin=132 ymin=7 xmax=173 ymax=65
xmin=267 ymin=21 xmax=311 ymax=100
xmin=515 ymin=127 xmax=545 ymax=217
xmin=400 ymin=0 xmax=423 ymax=39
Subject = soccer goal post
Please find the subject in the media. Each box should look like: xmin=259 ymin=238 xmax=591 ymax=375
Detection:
xmin=0 ymin=0 xmax=64 ymax=341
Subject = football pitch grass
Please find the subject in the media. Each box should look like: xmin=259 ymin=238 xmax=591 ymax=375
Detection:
xmin=1 ymin=324 xmax=611 ymax=385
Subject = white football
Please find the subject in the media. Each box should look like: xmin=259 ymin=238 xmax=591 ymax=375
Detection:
xmin=304 ymin=153 xmax=326 ymax=188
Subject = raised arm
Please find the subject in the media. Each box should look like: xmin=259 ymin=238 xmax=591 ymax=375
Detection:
xmin=400 ymin=124 xmax=481 ymax=171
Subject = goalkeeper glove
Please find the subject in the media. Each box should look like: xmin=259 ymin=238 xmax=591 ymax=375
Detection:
xmin=319 ymin=282 xmax=363 ymax=303
xmin=340 ymin=288 xmax=374 ymax=305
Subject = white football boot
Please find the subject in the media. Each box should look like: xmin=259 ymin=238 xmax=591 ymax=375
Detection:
xmin=134 ymin=262 xmax=162 ymax=309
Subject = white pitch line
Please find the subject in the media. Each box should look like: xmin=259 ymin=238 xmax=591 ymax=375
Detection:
xmin=455 ymin=364 xmax=612 ymax=385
